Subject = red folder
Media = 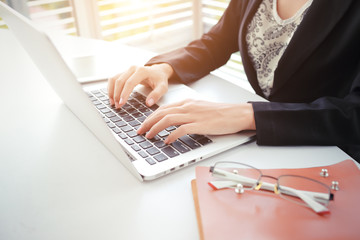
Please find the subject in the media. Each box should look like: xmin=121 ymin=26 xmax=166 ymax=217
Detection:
xmin=191 ymin=160 xmax=360 ymax=240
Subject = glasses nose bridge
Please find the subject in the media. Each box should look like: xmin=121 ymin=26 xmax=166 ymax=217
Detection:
xmin=260 ymin=174 xmax=278 ymax=182
xmin=256 ymin=174 xmax=279 ymax=193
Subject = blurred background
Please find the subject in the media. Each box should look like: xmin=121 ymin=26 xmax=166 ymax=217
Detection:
xmin=0 ymin=0 xmax=251 ymax=91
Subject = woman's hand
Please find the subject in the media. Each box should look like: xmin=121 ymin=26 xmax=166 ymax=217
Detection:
xmin=137 ymin=99 xmax=256 ymax=144
xmin=107 ymin=63 xmax=174 ymax=108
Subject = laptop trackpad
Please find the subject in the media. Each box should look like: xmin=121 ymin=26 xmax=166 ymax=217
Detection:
xmin=136 ymin=84 xmax=204 ymax=106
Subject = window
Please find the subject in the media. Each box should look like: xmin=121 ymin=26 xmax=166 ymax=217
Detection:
xmin=201 ymin=0 xmax=251 ymax=92
xmin=97 ymin=0 xmax=195 ymax=53
xmin=27 ymin=0 xmax=77 ymax=35
xmin=3 ymin=0 xmax=251 ymax=91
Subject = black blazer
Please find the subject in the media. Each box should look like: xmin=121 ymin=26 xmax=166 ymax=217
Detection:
xmin=146 ymin=0 xmax=360 ymax=161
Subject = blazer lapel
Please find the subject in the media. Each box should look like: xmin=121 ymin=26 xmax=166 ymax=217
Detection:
xmin=238 ymin=0 xmax=264 ymax=97
xmin=271 ymin=0 xmax=353 ymax=96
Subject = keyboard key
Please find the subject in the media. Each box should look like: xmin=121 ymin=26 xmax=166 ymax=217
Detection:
xmin=115 ymin=121 xmax=127 ymax=127
xmin=96 ymin=104 xmax=106 ymax=109
xmin=137 ymin=116 xmax=146 ymax=123
xmin=117 ymin=111 xmax=129 ymax=117
xmin=112 ymin=128 xmax=121 ymax=134
xmin=145 ymin=157 xmax=156 ymax=165
xmin=133 ymin=135 xmax=146 ymax=143
xmin=126 ymin=130 xmax=138 ymax=138
xmin=146 ymin=147 xmax=160 ymax=156
xmin=100 ymin=108 xmax=111 ymax=114
xmin=189 ymin=134 xmax=204 ymax=141
xmin=161 ymin=146 xmax=179 ymax=158
xmin=110 ymin=116 xmax=121 ymax=122
xmin=150 ymin=104 xmax=159 ymax=111
xmin=179 ymin=135 xmax=201 ymax=149
xmin=144 ymin=111 xmax=153 ymax=117
xmin=165 ymin=126 xmax=176 ymax=132
xmin=128 ymin=99 xmax=138 ymax=105
xmin=122 ymin=104 xmax=132 ymax=110
xmin=118 ymin=133 xmax=127 ymax=139
xmin=94 ymin=92 xmax=103 ymax=98
xmin=139 ymin=141 xmax=152 ymax=149
xmin=154 ymin=153 xmax=168 ymax=162
xmin=124 ymin=139 xmax=134 ymax=145
xmin=138 ymin=151 xmax=149 ymax=158
xmin=158 ymin=130 xmax=169 ymax=138
xmin=171 ymin=140 xmax=191 ymax=153
xmin=154 ymin=141 xmax=166 ymax=148
xmin=120 ymin=125 xmax=132 ymax=132
xmin=123 ymin=116 xmax=135 ymax=122
xmin=138 ymin=107 xmax=151 ymax=113
xmin=131 ymin=112 xmax=143 ymax=118
xmin=197 ymin=136 xmax=213 ymax=145
xmin=127 ymin=108 xmax=137 ymax=114
xmin=131 ymin=145 xmax=141 ymax=151
xmin=105 ymin=112 xmax=116 ymax=118
xmin=149 ymin=135 xmax=161 ymax=142
xmin=128 ymin=120 xmax=140 ymax=127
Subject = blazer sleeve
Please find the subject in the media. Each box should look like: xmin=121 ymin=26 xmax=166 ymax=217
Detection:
xmin=145 ymin=0 xmax=243 ymax=84
xmin=252 ymin=61 xmax=360 ymax=158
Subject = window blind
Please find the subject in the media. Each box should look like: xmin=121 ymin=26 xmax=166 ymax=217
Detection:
xmin=201 ymin=0 xmax=251 ymax=92
xmin=27 ymin=0 xmax=77 ymax=35
xmin=96 ymin=0 xmax=194 ymax=53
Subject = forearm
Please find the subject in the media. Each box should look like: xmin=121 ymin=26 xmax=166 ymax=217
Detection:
xmin=252 ymin=97 xmax=360 ymax=147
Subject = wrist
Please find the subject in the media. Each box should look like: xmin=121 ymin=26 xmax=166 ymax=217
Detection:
xmin=154 ymin=63 xmax=174 ymax=79
xmin=244 ymin=103 xmax=256 ymax=130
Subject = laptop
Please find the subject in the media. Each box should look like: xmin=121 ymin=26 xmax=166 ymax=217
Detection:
xmin=0 ymin=2 xmax=259 ymax=181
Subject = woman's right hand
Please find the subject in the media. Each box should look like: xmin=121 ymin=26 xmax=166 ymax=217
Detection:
xmin=107 ymin=63 xmax=174 ymax=109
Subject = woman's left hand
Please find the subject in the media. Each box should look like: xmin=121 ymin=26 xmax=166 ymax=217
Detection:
xmin=137 ymin=99 xmax=256 ymax=144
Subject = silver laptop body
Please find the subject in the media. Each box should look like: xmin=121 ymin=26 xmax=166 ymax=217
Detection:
xmin=0 ymin=2 xmax=259 ymax=181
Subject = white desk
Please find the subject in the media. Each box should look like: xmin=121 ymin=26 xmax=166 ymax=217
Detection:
xmin=0 ymin=29 xmax=353 ymax=240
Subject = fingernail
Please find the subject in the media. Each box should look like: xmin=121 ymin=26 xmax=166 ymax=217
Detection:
xmin=109 ymin=98 xmax=114 ymax=105
xmin=119 ymin=98 xmax=124 ymax=106
xmin=147 ymin=98 xmax=154 ymax=106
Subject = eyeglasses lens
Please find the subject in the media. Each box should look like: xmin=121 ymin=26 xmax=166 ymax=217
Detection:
xmin=278 ymin=175 xmax=330 ymax=206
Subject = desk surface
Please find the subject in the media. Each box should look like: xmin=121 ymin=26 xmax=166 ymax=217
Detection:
xmin=0 ymin=29 xmax=353 ymax=240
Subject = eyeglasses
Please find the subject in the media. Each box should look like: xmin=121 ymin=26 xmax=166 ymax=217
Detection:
xmin=209 ymin=162 xmax=334 ymax=214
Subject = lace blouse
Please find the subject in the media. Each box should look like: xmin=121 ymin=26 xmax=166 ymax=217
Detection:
xmin=246 ymin=0 xmax=313 ymax=97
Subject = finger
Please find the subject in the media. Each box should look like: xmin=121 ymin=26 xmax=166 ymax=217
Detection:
xmin=164 ymin=123 xmax=198 ymax=144
xmin=113 ymin=67 xmax=136 ymax=108
xmin=120 ymin=67 xmax=148 ymax=107
xmin=145 ymin=81 xmax=168 ymax=107
xmin=144 ymin=113 xmax=191 ymax=139
xmin=137 ymin=106 xmax=186 ymax=135
xmin=107 ymin=73 xmax=121 ymax=105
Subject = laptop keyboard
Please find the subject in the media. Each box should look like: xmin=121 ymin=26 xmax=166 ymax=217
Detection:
xmin=87 ymin=88 xmax=212 ymax=165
